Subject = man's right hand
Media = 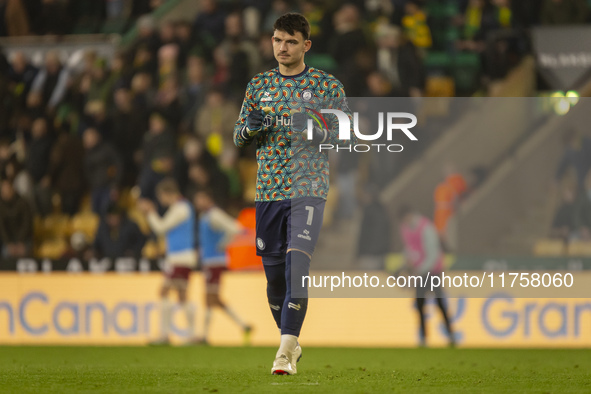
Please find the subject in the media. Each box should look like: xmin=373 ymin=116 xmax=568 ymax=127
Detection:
xmin=245 ymin=109 xmax=265 ymax=136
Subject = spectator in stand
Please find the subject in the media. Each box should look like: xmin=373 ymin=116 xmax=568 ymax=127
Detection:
xmin=550 ymin=186 xmax=578 ymax=242
xmin=330 ymin=4 xmax=367 ymax=72
xmin=133 ymin=15 xmax=160 ymax=57
xmin=401 ymin=0 xmax=432 ymax=51
xmin=158 ymin=20 xmax=178 ymax=50
xmin=46 ymin=129 xmax=85 ymax=216
xmin=375 ymin=24 xmax=425 ymax=97
xmin=8 ymin=52 xmax=38 ymax=108
xmin=258 ymin=32 xmax=277 ymax=72
xmin=0 ymin=179 xmax=33 ymax=258
xmin=193 ymin=0 xmax=226 ymax=45
xmin=153 ymin=76 xmax=182 ymax=133
xmin=556 ymin=129 xmax=591 ymax=190
xmin=0 ymin=0 xmax=30 ymax=36
xmin=195 ymin=88 xmax=239 ymax=157
xmin=87 ymin=58 xmax=118 ymax=107
xmin=138 ymin=112 xmax=175 ymax=202
xmin=301 ymin=0 xmax=330 ymax=53
xmin=174 ymin=20 xmax=193 ymax=66
xmin=218 ymin=12 xmax=260 ymax=88
xmin=157 ymin=44 xmax=179 ymax=87
xmin=186 ymin=162 xmax=229 ymax=209
xmin=105 ymin=0 xmax=132 ymax=21
xmin=174 ymin=136 xmax=216 ymax=196
xmin=180 ymin=55 xmax=209 ymax=130
xmin=93 ymin=203 xmax=146 ymax=259
xmin=541 ymin=0 xmax=588 ymax=25
xmin=80 ymin=100 xmax=113 ymax=141
xmin=130 ymin=71 xmax=155 ymax=111
xmin=83 ymin=127 xmax=123 ymax=215
xmin=25 ymin=117 xmax=53 ymax=216
xmin=111 ymin=87 xmax=147 ymax=187
xmin=263 ymin=0 xmax=292 ymax=33
xmin=28 ymin=51 xmax=70 ymax=112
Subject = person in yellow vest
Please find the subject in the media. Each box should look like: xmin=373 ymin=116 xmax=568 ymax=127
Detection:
xmin=402 ymin=1 xmax=432 ymax=50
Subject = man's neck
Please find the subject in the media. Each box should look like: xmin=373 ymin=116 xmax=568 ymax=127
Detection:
xmin=278 ymin=61 xmax=306 ymax=76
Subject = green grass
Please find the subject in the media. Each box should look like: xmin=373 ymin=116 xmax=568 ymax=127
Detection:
xmin=0 ymin=347 xmax=590 ymax=393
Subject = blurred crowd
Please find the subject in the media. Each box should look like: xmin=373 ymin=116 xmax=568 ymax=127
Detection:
xmin=0 ymin=0 xmax=590 ymax=259
xmin=550 ymin=130 xmax=591 ymax=244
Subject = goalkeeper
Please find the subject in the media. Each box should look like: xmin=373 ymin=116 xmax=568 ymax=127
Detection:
xmin=234 ymin=13 xmax=355 ymax=375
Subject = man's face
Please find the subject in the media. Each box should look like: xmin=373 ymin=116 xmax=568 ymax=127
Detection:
xmin=1 ymin=181 xmax=14 ymax=201
xmin=106 ymin=213 xmax=121 ymax=228
xmin=272 ymin=30 xmax=311 ymax=68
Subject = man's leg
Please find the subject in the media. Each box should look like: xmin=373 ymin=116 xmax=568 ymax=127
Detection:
xmin=274 ymin=249 xmax=310 ymax=362
xmin=177 ymin=283 xmax=196 ymax=341
xmin=153 ymin=281 xmax=172 ymax=344
xmin=433 ymin=285 xmax=454 ymax=345
xmin=416 ymin=297 xmax=427 ymax=346
xmin=263 ymin=258 xmax=287 ymax=330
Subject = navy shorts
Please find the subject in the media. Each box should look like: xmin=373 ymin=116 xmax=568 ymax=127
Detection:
xmin=255 ymin=197 xmax=325 ymax=262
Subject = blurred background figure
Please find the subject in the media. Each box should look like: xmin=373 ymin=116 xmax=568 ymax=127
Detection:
xmin=92 ymin=203 xmax=146 ymax=260
xmin=140 ymin=178 xmax=198 ymax=345
xmin=82 ymin=127 xmax=123 ymax=215
xmin=138 ymin=112 xmax=175 ymax=202
xmin=0 ymin=178 xmax=33 ymax=258
xmin=194 ymin=189 xmax=251 ymax=345
xmin=398 ymin=204 xmax=454 ymax=347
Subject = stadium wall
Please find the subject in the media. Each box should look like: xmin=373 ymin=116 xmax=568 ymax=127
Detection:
xmin=0 ymin=273 xmax=590 ymax=348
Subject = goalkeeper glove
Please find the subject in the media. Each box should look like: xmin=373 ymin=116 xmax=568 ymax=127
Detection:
xmin=241 ymin=109 xmax=265 ymax=139
xmin=292 ymin=111 xmax=328 ymax=143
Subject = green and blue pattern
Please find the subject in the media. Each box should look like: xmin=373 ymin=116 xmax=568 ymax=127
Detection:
xmin=233 ymin=66 xmax=354 ymax=202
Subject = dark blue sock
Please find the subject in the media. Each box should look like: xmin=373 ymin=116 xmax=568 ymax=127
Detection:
xmin=263 ymin=258 xmax=286 ymax=330
xmin=281 ymin=250 xmax=311 ymax=337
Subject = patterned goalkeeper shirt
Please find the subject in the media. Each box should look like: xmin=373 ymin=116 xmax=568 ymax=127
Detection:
xmin=233 ymin=65 xmax=354 ymax=202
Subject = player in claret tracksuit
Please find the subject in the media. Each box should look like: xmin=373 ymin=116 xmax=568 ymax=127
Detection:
xmin=398 ymin=204 xmax=455 ymax=347
xmin=194 ymin=189 xmax=252 ymax=345
xmin=234 ymin=12 xmax=355 ymax=375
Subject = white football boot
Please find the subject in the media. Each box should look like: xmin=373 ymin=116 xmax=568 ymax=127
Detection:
xmin=271 ymin=354 xmax=295 ymax=375
xmin=290 ymin=343 xmax=302 ymax=374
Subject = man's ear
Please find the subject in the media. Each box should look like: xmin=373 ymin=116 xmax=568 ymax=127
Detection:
xmin=304 ymin=39 xmax=312 ymax=53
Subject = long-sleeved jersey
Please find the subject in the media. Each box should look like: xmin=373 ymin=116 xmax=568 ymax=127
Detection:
xmin=233 ymin=65 xmax=355 ymax=202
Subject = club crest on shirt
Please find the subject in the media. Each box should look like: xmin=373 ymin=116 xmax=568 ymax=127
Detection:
xmin=302 ymin=89 xmax=313 ymax=102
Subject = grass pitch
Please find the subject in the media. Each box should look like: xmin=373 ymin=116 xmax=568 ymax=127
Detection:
xmin=0 ymin=346 xmax=589 ymax=393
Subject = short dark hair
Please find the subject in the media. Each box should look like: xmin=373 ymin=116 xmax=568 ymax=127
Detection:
xmin=156 ymin=177 xmax=180 ymax=195
xmin=273 ymin=13 xmax=310 ymax=41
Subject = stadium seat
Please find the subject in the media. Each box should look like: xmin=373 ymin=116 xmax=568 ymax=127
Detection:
xmin=42 ymin=214 xmax=71 ymax=239
xmin=37 ymin=238 xmax=68 ymax=259
xmin=425 ymin=76 xmax=455 ymax=97
xmin=532 ymin=238 xmax=566 ymax=256
xmin=567 ymin=241 xmax=591 ymax=257
xmin=453 ymin=52 xmax=481 ymax=94
xmin=424 ymin=51 xmax=453 ymax=75
xmin=70 ymin=212 xmax=100 ymax=241
xmin=306 ymin=54 xmax=337 ymax=73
